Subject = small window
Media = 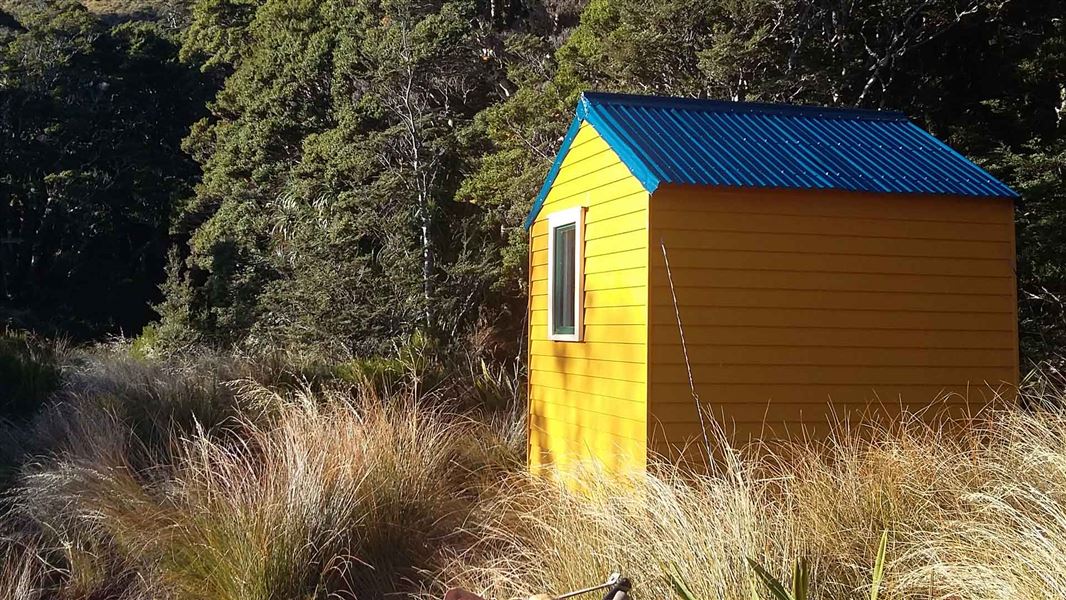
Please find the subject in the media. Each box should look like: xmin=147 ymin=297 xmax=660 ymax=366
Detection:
xmin=547 ymin=207 xmax=585 ymax=342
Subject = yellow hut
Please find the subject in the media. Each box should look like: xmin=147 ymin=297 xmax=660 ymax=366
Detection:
xmin=525 ymin=92 xmax=1018 ymax=473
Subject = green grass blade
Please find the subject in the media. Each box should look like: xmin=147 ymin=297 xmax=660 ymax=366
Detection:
xmin=669 ymin=572 xmax=697 ymax=600
xmin=665 ymin=561 xmax=697 ymax=600
xmin=749 ymin=572 xmax=762 ymax=600
xmin=792 ymin=558 xmax=808 ymax=600
xmin=747 ymin=558 xmax=794 ymax=600
xmin=870 ymin=530 xmax=888 ymax=600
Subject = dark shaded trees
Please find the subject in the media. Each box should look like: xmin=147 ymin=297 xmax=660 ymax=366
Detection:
xmin=462 ymin=0 xmax=1066 ymax=367
xmin=0 ymin=0 xmax=207 ymax=338
xmin=3 ymin=0 xmax=1063 ymax=369
xmin=159 ymin=0 xmax=510 ymax=355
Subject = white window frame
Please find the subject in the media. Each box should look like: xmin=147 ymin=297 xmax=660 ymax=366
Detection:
xmin=546 ymin=206 xmax=585 ymax=342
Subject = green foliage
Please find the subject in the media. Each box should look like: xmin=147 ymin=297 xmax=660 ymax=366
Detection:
xmin=0 ymin=329 xmax=62 ymax=421
xmin=129 ymin=323 xmax=162 ymax=360
xmin=742 ymin=530 xmax=888 ymax=600
xmin=3 ymin=0 xmax=1064 ymax=371
xmin=334 ymin=332 xmax=441 ymax=393
xmin=464 ymin=357 xmax=523 ymax=410
xmin=993 ymin=140 xmax=1066 ymax=367
xmin=0 ymin=1 xmax=209 ymax=340
xmin=180 ymin=0 xmax=261 ymax=70
xmin=870 ymin=530 xmax=887 ymax=600
xmin=747 ymin=558 xmax=808 ymax=600
xmin=162 ymin=0 xmax=512 ymax=356
xmin=331 ymin=331 xmax=524 ymax=411
xmin=667 ymin=564 xmax=699 ymax=600
xmin=464 ymin=0 xmax=1066 ymax=369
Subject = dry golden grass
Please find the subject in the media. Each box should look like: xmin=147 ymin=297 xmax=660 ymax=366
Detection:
xmin=445 ymin=406 xmax=1066 ymax=600
xmin=15 ymin=379 xmax=520 ymax=600
xmin=3 ymin=346 xmax=1066 ymax=600
xmin=0 ymin=538 xmax=50 ymax=600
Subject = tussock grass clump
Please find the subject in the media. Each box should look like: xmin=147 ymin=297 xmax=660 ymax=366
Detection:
xmin=18 ymin=385 xmax=519 ymax=600
xmin=448 ymin=464 xmax=777 ymax=600
xmin=5 ymin=343 xmax=1066 ymax=600
xmin=6 ymin=347 xmax=264 ymax=488
xmin=16 ymin=344 xmax=358 ymax=473
xmin=0 ymin=329 xmax=66 ymax=422
xmin=446 ymin=408 xmax=1066 ymax=600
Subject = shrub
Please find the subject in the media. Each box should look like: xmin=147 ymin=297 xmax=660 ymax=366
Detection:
xmin=16 ymin=385 xmax=519 ymax=600
xmin=128 ymin=322 xmax=161 ymax=360
xmin=445 ymin=408 xmax=1066 ymax=600
xmin=0 ymin=330 xmax=64 ymax=422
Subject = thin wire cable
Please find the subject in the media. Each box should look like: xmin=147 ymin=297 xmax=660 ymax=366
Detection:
xmin=659 ymin=238 xmax=712 ymax=460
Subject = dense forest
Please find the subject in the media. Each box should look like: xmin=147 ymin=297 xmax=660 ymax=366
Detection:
xmin=2 ymin=0 xmax=1064 ymax=366
xmin=3 ymin=3 xmax=1066 ymax=598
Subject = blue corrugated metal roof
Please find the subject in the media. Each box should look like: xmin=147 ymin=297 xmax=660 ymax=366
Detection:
xmin=523 ymin=92 xmax=1017 ymax=228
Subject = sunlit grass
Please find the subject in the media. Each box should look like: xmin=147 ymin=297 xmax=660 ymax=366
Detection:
xmin=16 ymin=380 xmax=519 ymax=600
xmin=446 ymin=404 xmax=1066 ymax=600
xmin=3 ymin=344 xmax=1066 ymax=599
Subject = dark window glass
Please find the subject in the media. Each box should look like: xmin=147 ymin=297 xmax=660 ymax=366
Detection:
xmin=552 ymin=223 xmax=576 ymax=335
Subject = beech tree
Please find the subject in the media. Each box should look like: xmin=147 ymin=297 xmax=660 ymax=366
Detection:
xmin=0 ymin=1 xmax=206 ymax=338
xmin=159 ymin=0 xmax=504 ymax=354
xmin=3 ymin=0 xmax=1062 ymax=368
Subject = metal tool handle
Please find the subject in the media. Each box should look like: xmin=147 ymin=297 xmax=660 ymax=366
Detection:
xmin=601 ymin=575 xmax=631 ymax=600
xmin=552 ymin=573 xmax=623 ymax=600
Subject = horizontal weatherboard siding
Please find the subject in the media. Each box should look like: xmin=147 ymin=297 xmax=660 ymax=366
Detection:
xmin=648 ymin=185 xmax=1018 ymax=453
xmin=646 ymin=306 xmax=1015 ymax=331
xmin=528 ymin=121 xmax=649 ymax=474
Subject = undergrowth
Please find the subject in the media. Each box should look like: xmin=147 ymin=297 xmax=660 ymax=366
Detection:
xmin=0 ymin=329 xmax=64 ymax=422
xmin=0 ymin=340 xmax=1064 ymax=599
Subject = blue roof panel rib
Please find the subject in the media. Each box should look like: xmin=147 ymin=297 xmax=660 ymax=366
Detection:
xmin=523 ymin=92 xmax=1017 ymax=229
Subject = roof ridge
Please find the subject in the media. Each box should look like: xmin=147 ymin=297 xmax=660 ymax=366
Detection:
xmin=581 ymin=91 xmax=909 ymax=121
xmin=523 ymin=91 xmax=1017 ymax=229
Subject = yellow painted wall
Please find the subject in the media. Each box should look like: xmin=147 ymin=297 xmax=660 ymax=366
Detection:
xmin=647 ymin=186 xmax=1018 ymax=455
xmin=528 ymin=121 xmax=649 ymax=473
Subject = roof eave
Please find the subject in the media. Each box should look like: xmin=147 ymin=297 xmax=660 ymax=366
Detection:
xmin=522 ymin=112 xmax=585 ymax=230
xmin=899 ymin=122 xmax=1020 ymax=199
xmin=523 ymin=94 xmax=660 ymax=230
xmin=523 ymin=93 xmax=1020 ymax=231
